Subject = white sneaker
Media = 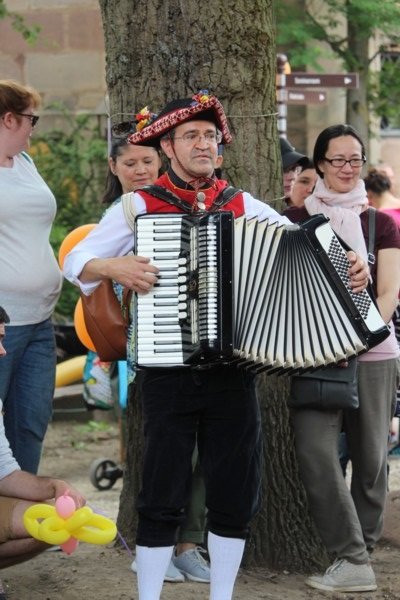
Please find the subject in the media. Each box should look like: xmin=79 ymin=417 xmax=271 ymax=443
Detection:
xmin=172 ymin=547 xmax=210 ymax=583
xmin=131 ymin=559 xmax=185 ymax=583
xmin=306 ymin=558 xmax=377 ymax=592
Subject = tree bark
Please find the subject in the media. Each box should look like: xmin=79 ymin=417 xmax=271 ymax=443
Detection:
xmin=346 ymin=20 xmax=370 ymax=151
xmin=99 ymin=0 xmax=327 ymax=570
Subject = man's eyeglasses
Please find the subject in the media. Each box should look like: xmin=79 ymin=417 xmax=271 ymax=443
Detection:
xmin=16 ymin=113 xmax=40 ymax=127
xmin=172 ymin=131 xmax=222 ymax=144
xmin=324 ymin=157 xmax=366 ymax=168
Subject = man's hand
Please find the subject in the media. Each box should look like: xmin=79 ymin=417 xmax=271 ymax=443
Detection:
xmin=347 ymin=251 xmax=369 ymax=293
xmin=81 ymin=255 xmax=159 ymax=294
xmin=104 ymin=255 xmax=159 ymax=293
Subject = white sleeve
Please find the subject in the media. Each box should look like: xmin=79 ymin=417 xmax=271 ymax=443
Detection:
xmin=0 ymin=401 xmax=20 ymax=480
xmin=63 ymin=193 xmax=147 ymax=294
xmin=243 ymin=192 xmax=291 ymax=225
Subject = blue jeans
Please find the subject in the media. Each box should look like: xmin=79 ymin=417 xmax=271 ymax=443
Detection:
xmin=0 ymin=319 xmax=56 ymax=473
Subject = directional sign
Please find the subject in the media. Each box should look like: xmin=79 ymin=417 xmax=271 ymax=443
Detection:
xmin=284 ymin=90 xmax=327 ymax=105
xmin=285 ymin=73 xmax=359 ymax=89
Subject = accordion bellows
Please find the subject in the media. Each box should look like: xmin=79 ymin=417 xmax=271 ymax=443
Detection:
xmin=134 ymin=212 xmax=388 ymax=373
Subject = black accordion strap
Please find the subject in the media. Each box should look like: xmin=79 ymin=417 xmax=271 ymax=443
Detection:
xmin=137 ymin=184 xmax=193 ymax=213
xmin=138 ymin=183 xmax=243 ymax=214
xmin=210 ymin=186 xmax=243 ymax=212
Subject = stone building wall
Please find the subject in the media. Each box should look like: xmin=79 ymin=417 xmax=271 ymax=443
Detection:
xmin=0 ymin=0 xmax=106 ymax=114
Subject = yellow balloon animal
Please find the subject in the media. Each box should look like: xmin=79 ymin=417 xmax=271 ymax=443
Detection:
xmin=23 ymin=494 xmax=117 ymax=555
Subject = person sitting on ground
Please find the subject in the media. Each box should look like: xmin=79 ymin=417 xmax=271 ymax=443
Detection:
xmin=0 ymin=305 xmax=85 ymax=599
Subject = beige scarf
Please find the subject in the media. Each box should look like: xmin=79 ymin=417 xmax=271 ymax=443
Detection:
xmin=304 ymin=176 xmax=369 ymax=262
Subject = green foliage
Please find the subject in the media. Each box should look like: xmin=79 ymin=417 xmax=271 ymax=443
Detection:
xmin=368 ymin=58 xmax=400 ymax=128
xmin=76 ymin=420 xmax=113 ymax=434
xmin=30 ymin=107 xmax=108 ymax=321
xmin=0 ymin=0 xmax=40 ymax=44
xmin=276 ymin=0 xmax=400 ymax=126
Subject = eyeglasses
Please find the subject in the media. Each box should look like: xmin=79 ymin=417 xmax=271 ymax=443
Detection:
xmin=324 ymin=157 xmax=366 ymax=168
xmin=111 ymin=121 xmax=135 ymax=137
xmin=172 ymin=131 xmax=222 ymax=144
xmin=15 ymin=113 xmax=40 ymax=127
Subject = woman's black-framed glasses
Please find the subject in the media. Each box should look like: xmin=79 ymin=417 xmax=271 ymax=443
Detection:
xmin=324 ymin=157 xmax=366 ymax=168
xmin=16 ymin=113 xmax=40 ymax=127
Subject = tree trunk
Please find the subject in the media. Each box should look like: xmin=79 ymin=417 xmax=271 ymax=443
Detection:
xmin=346 ymin=21 xmax=370 ymax=151
xmin=99 ymin=0 xmax=327 ymax=570
xmin=244 ymin=374 xmax=327 ymax=570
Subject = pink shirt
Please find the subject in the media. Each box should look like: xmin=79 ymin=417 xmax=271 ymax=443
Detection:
xmin=381 ymin=208 xmax=400 ymax=229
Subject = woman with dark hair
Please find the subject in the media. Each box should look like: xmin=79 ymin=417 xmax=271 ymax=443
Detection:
xmin=364 ymin=168 xmax=400 ymax=228
xmin=284 ymin=124 xmax=400 ymax=593
xmin=103 ymin=135 xmax=162 ymax=205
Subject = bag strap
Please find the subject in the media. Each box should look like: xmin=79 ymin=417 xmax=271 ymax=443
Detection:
xmin=121 ymin=286 xmax=133 ymax=322
xmin=367 ymin=207 xmax=376 ymax=265
xmin=20 ymin=151 xmax=33 ymax=163
xmin=119 ymin=193 xmax=136 ymax=314
xmin=121 ymin=192 xmax=137 ymax=230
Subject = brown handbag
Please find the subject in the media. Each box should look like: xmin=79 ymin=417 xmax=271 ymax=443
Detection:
xmin=79 ymin=192 xmax=136 ymax=362
xmin=80 ymin=282 xmax=132 ymax=362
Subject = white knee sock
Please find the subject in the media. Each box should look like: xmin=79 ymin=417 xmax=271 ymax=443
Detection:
xmin=208 ymin=532 xmax=245 ymax=600
xmin=135 ymin=545 xmax=174 ymax=600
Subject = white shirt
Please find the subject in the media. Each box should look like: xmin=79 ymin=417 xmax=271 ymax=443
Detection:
xmin=0 ymin=154 xmax=62 ymax=324
xmin=0 ymin=400 xmax=20 ymax=480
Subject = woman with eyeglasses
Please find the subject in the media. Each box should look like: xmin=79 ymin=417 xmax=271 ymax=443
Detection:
xmin=0 ymin=80 xmax=62 ymax=475
xmin=284 ymin=124 xmax=400 ymax=593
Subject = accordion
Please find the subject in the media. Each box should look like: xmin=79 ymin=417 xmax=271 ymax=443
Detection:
xmin=134 ymin=212 xmax=389 ymax=373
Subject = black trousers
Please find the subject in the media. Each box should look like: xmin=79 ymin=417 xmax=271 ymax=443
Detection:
xmin=135 ymin=366 xmax=263 ymax=547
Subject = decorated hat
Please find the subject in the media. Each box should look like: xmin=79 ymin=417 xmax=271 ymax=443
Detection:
xmin=280 ymin=137 xmax=308 ymax=170
xmin=111 ymin=106 xmax=158 ymax=140
xmin=128 ymin=90 xmax=232 ymax=146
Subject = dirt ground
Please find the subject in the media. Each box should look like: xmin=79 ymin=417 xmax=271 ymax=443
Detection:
xmin=2 ymin=417 xmax=400 ymax=600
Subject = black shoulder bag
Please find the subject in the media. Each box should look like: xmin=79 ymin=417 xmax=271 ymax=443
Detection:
xmin=288 ymin=208 xmax=377 ymax=411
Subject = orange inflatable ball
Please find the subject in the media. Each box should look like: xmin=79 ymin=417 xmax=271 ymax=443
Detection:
xmin=58 ymin=224 xmax=96 ymax=269
xmin=74 ymin=298 xmax=96 ymax=353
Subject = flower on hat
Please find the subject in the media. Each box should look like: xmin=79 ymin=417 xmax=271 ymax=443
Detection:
xmin=192 ymin=90 xmax=211 ymax=105
xmin=135 ymin=106 xmax=158 ymax=132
